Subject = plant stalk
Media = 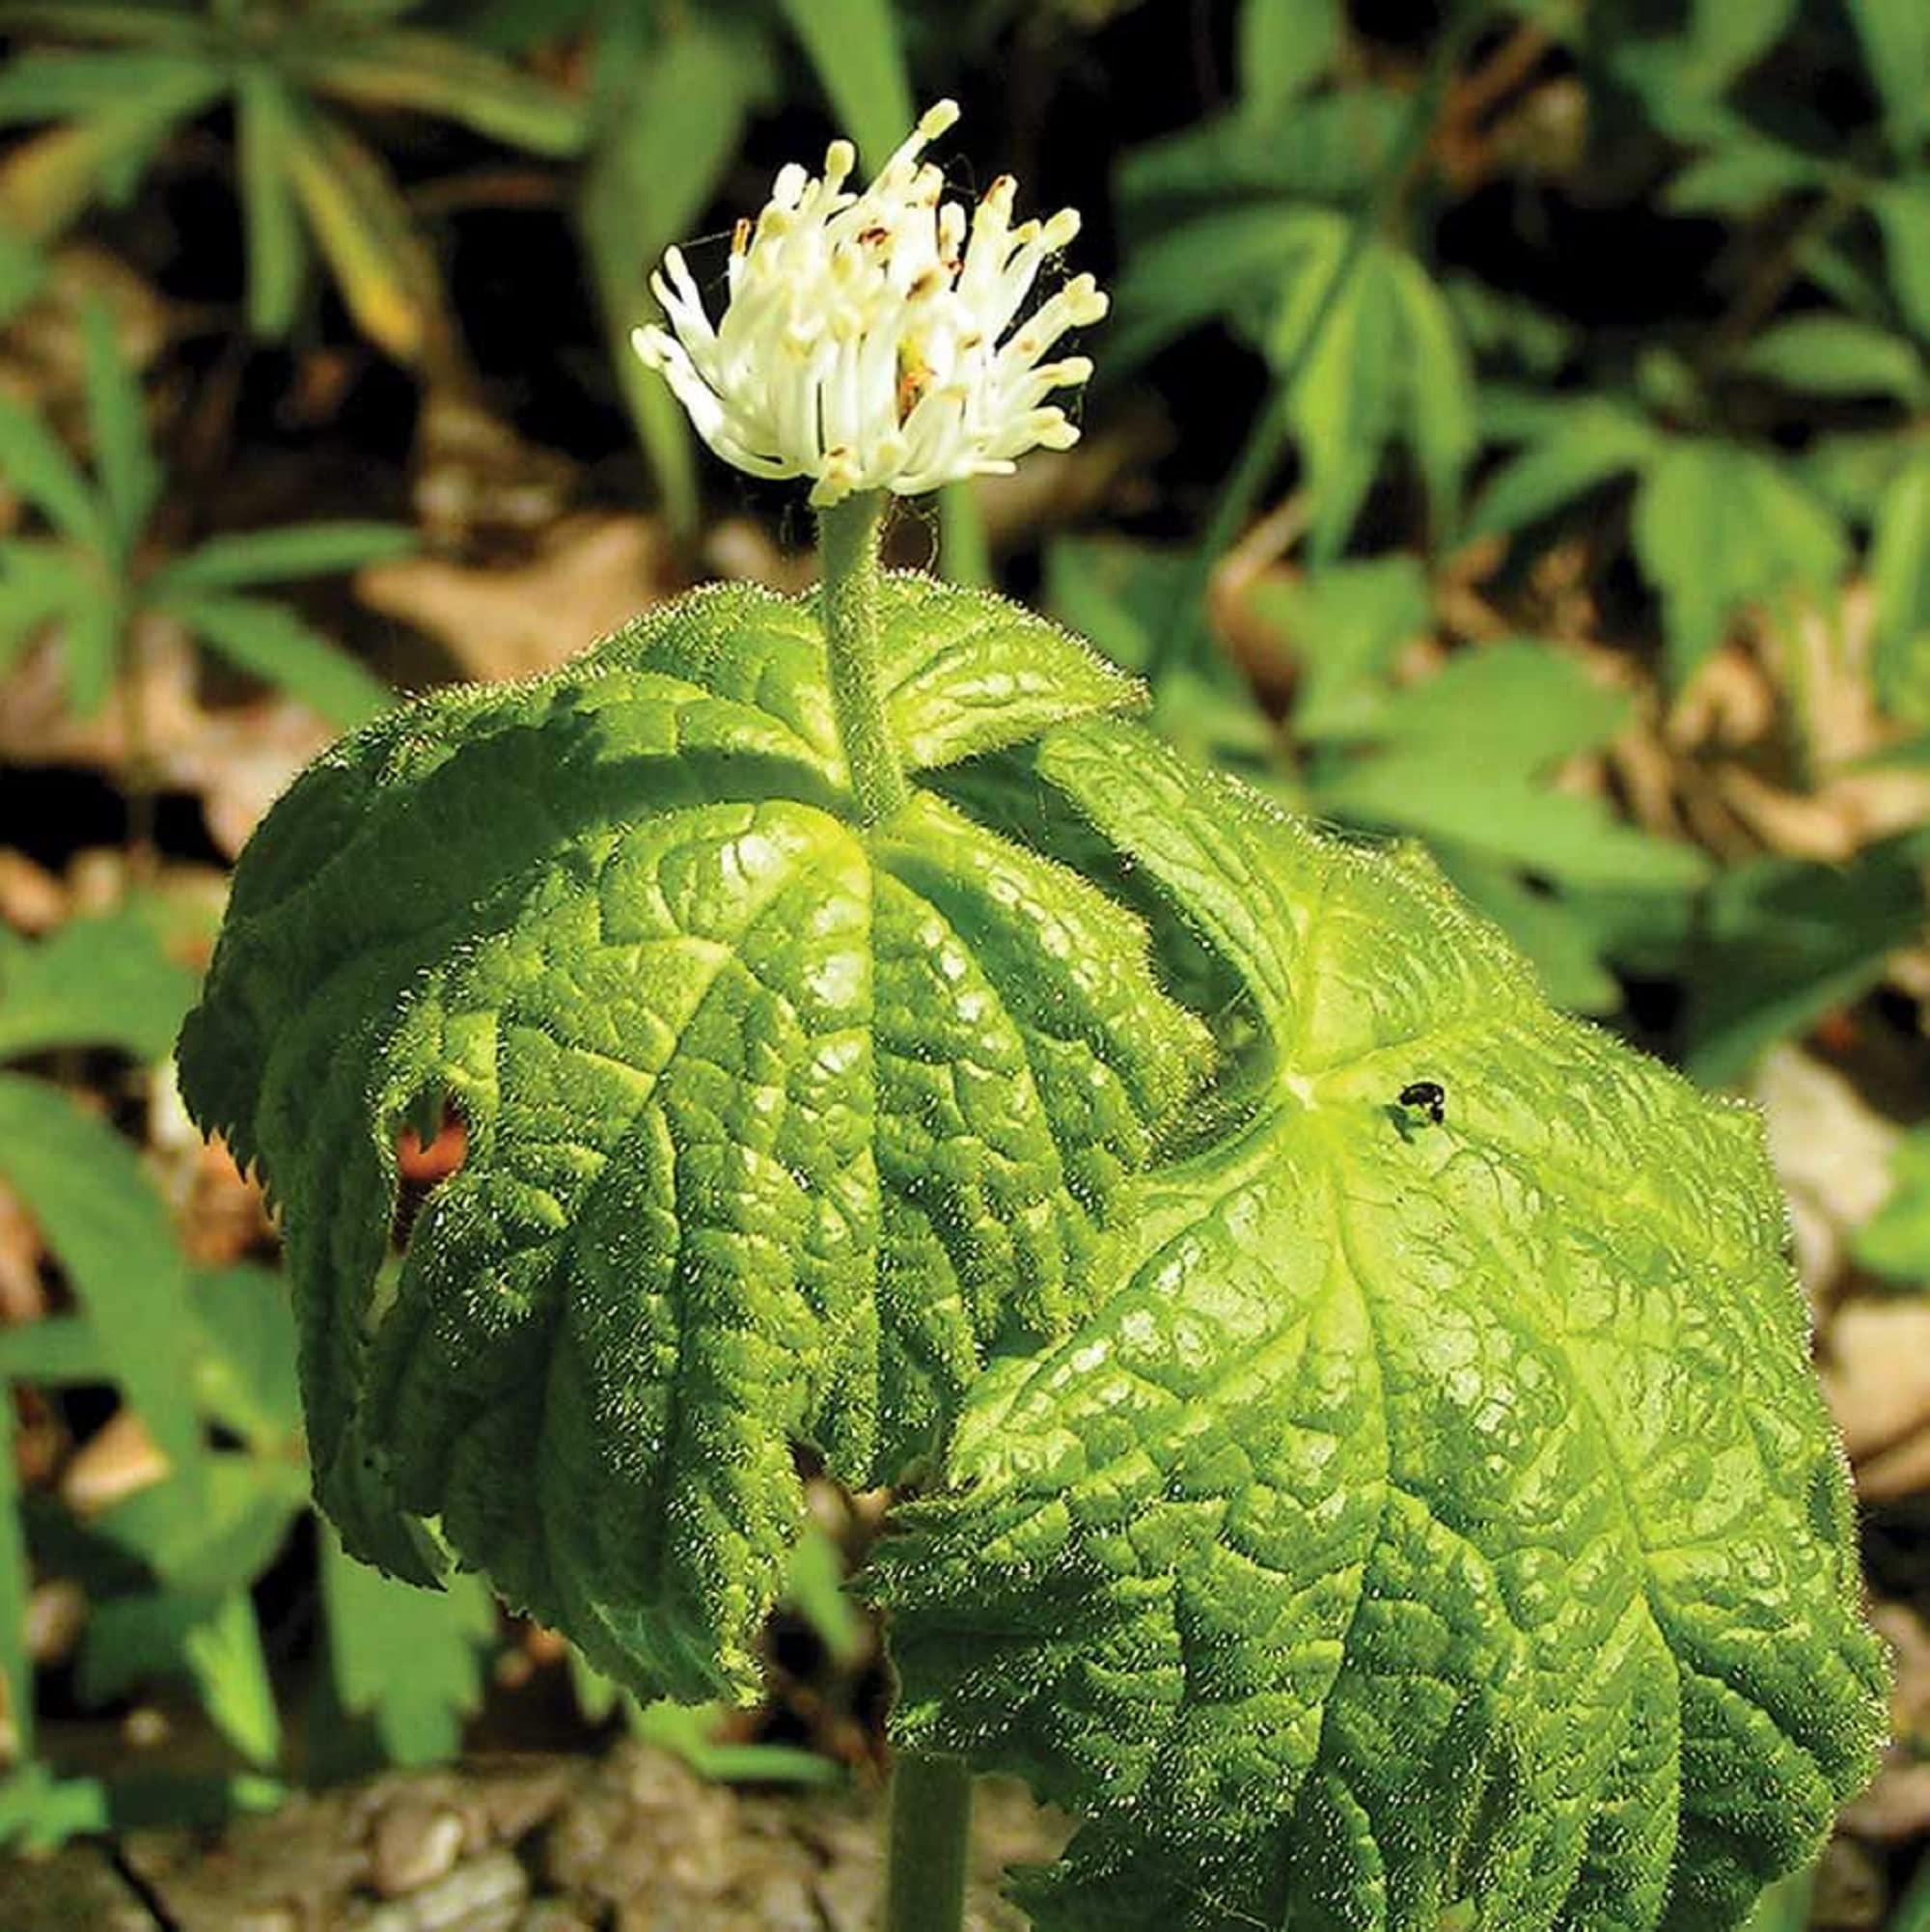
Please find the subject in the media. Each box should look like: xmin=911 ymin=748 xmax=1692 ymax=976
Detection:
xmin=818 ymin=490 xmax=909 ymax=822
xmin=884 ymin=1752 xmax=974 ymax=1932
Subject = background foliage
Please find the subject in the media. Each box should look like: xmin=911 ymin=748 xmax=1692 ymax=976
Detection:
xmin=2 ymin=0 xmax=1930 ymax=1921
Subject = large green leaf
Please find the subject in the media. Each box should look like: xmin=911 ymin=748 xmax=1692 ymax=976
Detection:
xmin=872 ymin=725 xmax=1886 ymax=1932
xmin=178 ymin=577 xmax=1204 ymax=1703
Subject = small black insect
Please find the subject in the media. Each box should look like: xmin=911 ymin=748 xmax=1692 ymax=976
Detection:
xmin=1398 ymin=1079 xmax=1446 ymax=1126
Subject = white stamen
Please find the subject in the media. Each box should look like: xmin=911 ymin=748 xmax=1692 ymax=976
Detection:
xmin=629 ymin=100 xmax=1102 ymax=507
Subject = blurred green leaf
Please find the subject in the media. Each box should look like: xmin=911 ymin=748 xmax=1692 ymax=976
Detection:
xmin=0 ymin=907 xmax=196 ymax=1063
xmin=1251 ymin=554 xmax=1430 ymax=740
xmin=1688 ymin=0 xmax=1798 ymax=90
xmin=1308 ymin=642 xmax=1706 ymax=894
xmin=281 ymin=102 xmax=437 ymax=364
xmin=1872 ymin=453 xmax=1930 ymax=718
xmin=0 ymin=398 xmax=107 ymax=550
xmin=578 ymin=14 xmax=764 ymax=538
xmin=1685 ymin=838 xmax=1929 ymax=1084
xmin=0 ymin=1396 xmax=29 ymax=1766
xmin=192 ymin=1264 xmax=301 ymax=1452
xmin=1855 ymin=1126 xmax=1930 ymax=1282
xmin=1467 ymin=399 xmax=1658 ymax=538
xmin=1631 ymin=441 xmax=1847 ymax=682
xmin=0 ymin=1072 xmax=204 ymax=1488
xmin=162 ymin=590 xmax=390 ymax=727
xmin=235 ymin=66 xmax=305 ymax=339
xmin=0 ymin=48 xmax=210 ymax=124
xmin=1239 ymin=0 xmax=1342 ymax=124
xmin=306 ymin=32 xmax=587 ymax=157
xmin=1316 ymin=755 xmax=1707 ymax=892
xmin=81 ymin=1588 xmax=280 ymax=1767
xmin=1738 ymin=313 xmax=1925 ymax=401
xmin=0 ymin=1313 xmax=109 ymax=1384
xmin=0 ymin=78 xmax=218 ymax=241
xmin=155 ymin=520 xmax=414 ymax=592
xmin=79 ymin=298 xmax=157 ymax=559
xmin=1741 ymin=1864 xmax=1816 ymax=1932
xmin=321 ymin=1529 xmax=494 ymax=1766
xmin=631 ymin=1698 xmax=841 ymax=1785
xmin=0 ymin=226 xmax=48 ymax=325
xmin=1875 ymin=180 xmax=1930 ymax=342
xmin=774 ymin=0 xmax=912 ymax=170
xmin=95 ymin=1453 xmax=306 ymax=1599
xmin=0 ymin=539 xmax=89 ymax=675
xmin=0 ymin=1764 xmax=107 ymax=1852
xmin=1665 ymin=139 xmax=1828 ymax=214
xmin=62 ymin=588 xmax=124 ymax=717
xmin=1848 ymin=0 xmax=1930 ymax=152
xmin=786 ymin=1521 xmax=865 ymax=1667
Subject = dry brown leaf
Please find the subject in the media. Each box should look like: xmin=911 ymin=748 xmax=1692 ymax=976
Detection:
xmin=0 ymin=852 xmax=67 ymax=934
xmin=60 ymin=1408 xmax=168 ymax=1515
xmin=358 ymin=514 xmax=680 ymax=684
xmin=0 ymin=1181 xmax=48 ymax=1327
xmin=0 ymin=620 xmax=334 ymax=858
xmin=1754 ymin=1046 xmax=1902 ymax=1303
xmin=1822 ymin=1297 xmax=1930 ymax=1462
xmin=413 ymin=391 xmax=580 ymax=551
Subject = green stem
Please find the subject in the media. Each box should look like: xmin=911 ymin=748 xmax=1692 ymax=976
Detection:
xmin=818 ymin=490 xmax=909 ymax=822
xmin=884 ymin=1752 xmax=974 ymax=1932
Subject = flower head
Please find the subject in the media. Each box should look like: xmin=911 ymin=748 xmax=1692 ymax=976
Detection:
xmin=633 ymin=100 xmax=1107 ymax=508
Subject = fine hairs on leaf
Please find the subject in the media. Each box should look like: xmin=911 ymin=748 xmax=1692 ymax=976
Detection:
xmin=176 ymin=89 xmax=1886 ymax=1932
xmin=180 ymin=565 xmax=1887 ymax=1931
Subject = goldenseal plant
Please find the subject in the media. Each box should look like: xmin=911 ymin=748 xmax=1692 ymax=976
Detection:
xmin=179 ymin=103 xmax=1886 ymax=1932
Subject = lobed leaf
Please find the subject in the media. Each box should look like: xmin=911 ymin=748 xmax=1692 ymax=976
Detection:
xmin=178 ymin=577 xmax=1203 ymax=1703
xmin=873 ymin=723 xmax=1886 ymax=1932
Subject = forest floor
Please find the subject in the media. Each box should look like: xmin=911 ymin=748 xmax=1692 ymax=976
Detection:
xmin=0 ymin=1744 xmax=1065 ymax=1932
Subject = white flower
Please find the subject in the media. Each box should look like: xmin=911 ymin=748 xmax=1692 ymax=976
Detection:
xmin=632 ymin=100 xmax=1107 ymax=508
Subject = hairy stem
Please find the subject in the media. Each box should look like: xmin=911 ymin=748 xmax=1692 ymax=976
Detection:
xmin=885 ymin=1752 xmax=974 ymax=1932
xmin=818 ymin=490 xmax=910 ymax=821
